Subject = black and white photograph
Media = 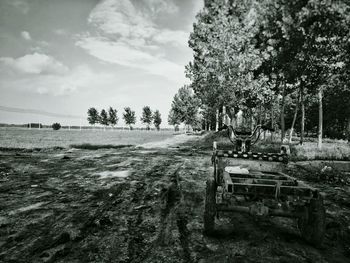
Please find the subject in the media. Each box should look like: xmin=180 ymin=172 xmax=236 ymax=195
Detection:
xmin=0 ymin=0 xmax=350 ymax=262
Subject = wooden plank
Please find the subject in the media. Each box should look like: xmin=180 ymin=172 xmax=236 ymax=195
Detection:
xmin=223 ymin=171 xmax=233 ymax=192
xmin=223 ymin=158 xmax=286 ymax=173
xmin=229 ymin=172 xmax=289 ymax=181
xmin=231 ymin=183 xmax=315 ymax=198
xmin=230 ymin=177 xmax=298 ymax=186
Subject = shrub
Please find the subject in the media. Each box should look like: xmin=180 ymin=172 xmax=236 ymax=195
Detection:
xmin=52 ymin=123 xmax=61 ymax=130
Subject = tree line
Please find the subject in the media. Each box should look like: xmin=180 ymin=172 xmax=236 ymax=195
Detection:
xmin=168 ymin=0 xmax=350 ymax=147
xmin=87 ymin=106 xmax=162 ymax=130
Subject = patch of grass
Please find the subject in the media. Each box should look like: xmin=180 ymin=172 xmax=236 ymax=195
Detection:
xmin=287 ymin=165 xmax=350 ymax=186
xmin=70 ymin=144 xmax=134 ymax=150
xmin=290 ymin=142 xmax=350 ymax=161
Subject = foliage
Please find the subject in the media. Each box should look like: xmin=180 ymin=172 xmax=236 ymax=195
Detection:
xmin=153 ymin=110 xmax=162 ymax=131
xmin=123 ymin=107 xmax=136 ymax=129
xmin=87 ymin=107 xmax=99 ymax=126
xmin=187 ymin=0 xmax=273 ymax=117
xmin=141 ymin=106 xmax=153 ymax=130
xmin=99 ymin=109 xmax=109 ymax=127
xmin=169 ymin=86 xmax=200 ymax=127
xmin=168 ymin=108 xmax=181 ymax=130
xmin=187 ymin=0 xmax=350 ymax=141
xmin=108 ymin=107 xmax=118 ymax=127
xmin=52 ymin=123 xmax=61 ymax=131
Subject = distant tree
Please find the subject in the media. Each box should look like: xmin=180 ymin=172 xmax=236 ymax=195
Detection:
xmin=170 ymin=86 xmax=200 ymax=130
xmin=108 ymin=106 xmax=118 ymax=128
xmin=100 ymin=109 xmax=109 ymax=129
xmin=52 ymin=123 xmax=61 ymax=131
xmin=87 ymin=107 xmax=99 ymax=127
xmin=123 ymin=107 xmax=136 ymax=130
xmin=168 ymin=108 xmax=181 ymax=131
xmin=141 ymin=106 xmax=153 ymax=130
xmin=153 ymin=110 xmax=162 ymax=131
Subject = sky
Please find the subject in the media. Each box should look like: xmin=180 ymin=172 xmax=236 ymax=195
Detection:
xmin=0 ymin=0 xmax=203 ymax=127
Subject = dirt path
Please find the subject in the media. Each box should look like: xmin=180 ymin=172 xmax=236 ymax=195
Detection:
xmin=0 ymin=137 xmax=349 ymax=262
xmin=138 ymin=133 xmax=201 ymax=149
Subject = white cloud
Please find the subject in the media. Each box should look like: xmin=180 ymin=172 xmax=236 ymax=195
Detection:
xmin=77 ymin=0 xmax=189 ymax=83
xmin=0 ymin=63 xmax=114 ymax=96
xmin=7 ymin=0 xmax=29 ymax=14
xmin=76 ymin=37 xmax=184 ymax=82
xmin=87 ymin=0 xmax=186 ymax=47
xmin=54 ymin=29 xmax=67 ymax=36
xmin=32 ymin=65 xmax=112 ymax=96
xmin=153 ymin=30 xmax=189 ymax=47
xmin=0 ymin=53 xmax=68 ymax=75
xmin=141 ymin=0 xmax=179 ymax=15
xmin=21 ymin=31 xmax=31 ymax=40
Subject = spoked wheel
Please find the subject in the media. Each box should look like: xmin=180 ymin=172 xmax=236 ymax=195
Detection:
xmin=298 ymin=197 xmax=326 ymax=246
xmin=204 ymin=177 xmax=217 ymax=234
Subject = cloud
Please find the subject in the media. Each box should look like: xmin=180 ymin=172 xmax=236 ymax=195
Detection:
xmin=141 ymin=0 xmax=179 ymax=15
xmin=0 ymin=53 xmax=68 ymax=75
xmin=7 ymin=0 xmax=29 ymax=14
xmin=21 ymin=31 xmax=31 ymax=40
xmin=54 ymin=29 xmax=67 ymax=36
xmin=77 ymin=0 xmax=188 ymax=82
xmin=76 ymin=37 xmax=184 ymax=82
xmin=87 ymin=0 xmax=186 ymax=47
xmin=0 ymin=63 xmax=114 ymax=96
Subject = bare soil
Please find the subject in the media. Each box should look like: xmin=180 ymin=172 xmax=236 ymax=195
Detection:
xmin=0 ymin=136 xmax=349 ymax=262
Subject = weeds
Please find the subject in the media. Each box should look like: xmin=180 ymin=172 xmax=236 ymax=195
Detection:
xmin=291 ymin=142 xmax=350 ymax=161
xmin=288 ymin=165 xmax=350 ymax=186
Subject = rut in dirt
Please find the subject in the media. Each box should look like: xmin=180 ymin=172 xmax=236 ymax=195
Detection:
xmin=157 ymin=164 xmax=192 ymax=262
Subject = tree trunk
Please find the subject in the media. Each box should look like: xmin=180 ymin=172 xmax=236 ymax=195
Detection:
xmin=347 ymin=118 xmax=350 ymax=142
xmin=300 ymin=86 xmax=305 ymax=145
xmin=222 ymin=106 xmax=226 ymax=126
xmin=280 ymin=84 xmax=286 ymax=142
xmin=263 ymin=112 xmax=267 ymax=140
xmin=318 ymin=88 xmax=323 ymax=150
xmin=258 ymin=105 xmax=263 ymax=125
xmin=250 ymin=109 xmax=254 ymax=131
xmin=271 ymin=101 xmax=275 ymax=141
xmin=215 ymin=109 xmax=219 ymax=132
xmin=289 ymin=91 xmax=301 ymax=144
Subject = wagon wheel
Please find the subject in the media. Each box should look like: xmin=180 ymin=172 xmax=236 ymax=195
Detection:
xmin=297 ymin=197 xmax=326 ymax=246
xmin=204 ymin=177 xmax=216 ymax=234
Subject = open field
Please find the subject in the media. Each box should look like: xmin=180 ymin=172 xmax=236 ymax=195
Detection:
xmin=0 ymin=128 xmax=178 ymax=149
xmin=0 ymin=133 xmax=350 ymax=262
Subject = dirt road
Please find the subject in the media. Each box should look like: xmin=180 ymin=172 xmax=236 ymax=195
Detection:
xmin=0 ymin=136 xmax=349 ymax=262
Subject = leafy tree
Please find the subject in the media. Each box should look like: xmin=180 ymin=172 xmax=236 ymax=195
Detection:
xmin=188 ymin=0 xmax=350 ymax=145
xmin=187 ymin=0 xmax=273 ymax=130
xmin=123 ymin=107 xmax=136 ymax=130
xmin=87 ymin=107 xmax=99 ymax=127
xmin=52 ymin=123 xmax=61 ymax=131
xmin=168 ymin=108 xmax=181 ymax=131
xmin=170 ymin=86 xmax=200 ymax=129
xmin=153 ymin=110 xmax=162 ymax=131
xmin=100 ymin=109 xmax=109 ymax=129
xmin=108 ymin=107 xmax=118 ymax=128
xmin=257 ymin=0 xmax=350 ymax=146
xmin=141 ymin=106 xmax=153 ymax=130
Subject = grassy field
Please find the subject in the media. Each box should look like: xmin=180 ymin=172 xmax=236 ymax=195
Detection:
xmin=0 ymin=127 xmax=177 ymax=149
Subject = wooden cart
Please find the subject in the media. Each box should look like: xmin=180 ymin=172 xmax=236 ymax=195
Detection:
xmin=204 ymin=126 xmax=326 ymax=245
